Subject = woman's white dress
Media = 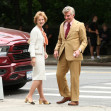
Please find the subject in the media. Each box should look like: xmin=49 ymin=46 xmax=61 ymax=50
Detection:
xmin=28 ymin=26 xmax=46 ymax=80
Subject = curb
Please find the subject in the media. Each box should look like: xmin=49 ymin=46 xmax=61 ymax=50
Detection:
xmin=46 ymin=62 xmax=111 ymax=66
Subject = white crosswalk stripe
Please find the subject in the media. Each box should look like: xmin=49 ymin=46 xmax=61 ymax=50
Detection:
xmin=33 ymin=83 xmax=111 ymax=99
xmin=79 ymin=84 xmax=111 ymax=99
xmin=81 ymin=86 xmax=111 ymax=89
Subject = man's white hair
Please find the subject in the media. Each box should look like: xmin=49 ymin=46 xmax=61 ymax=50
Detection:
xmin=62 ymin=6 xmax=75 ymax=15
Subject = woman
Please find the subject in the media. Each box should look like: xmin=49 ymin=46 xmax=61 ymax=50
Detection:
xmin=25 ymin=11 xmax=50 ymax=105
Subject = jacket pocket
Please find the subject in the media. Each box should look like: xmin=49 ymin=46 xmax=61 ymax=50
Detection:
xmin=35 ymin=50 xmax=42 ymax=55
xmin=35 ymin=45 xmax=43 ymax=55
xmin=35 ymin=45 xmax=39 ymax=50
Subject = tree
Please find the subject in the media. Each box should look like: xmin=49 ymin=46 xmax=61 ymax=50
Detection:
xmin=0 ymin=0 xmax=111 ymax=30
xmin=10 ymin=0 xmax=22 ymax=27
xmin=27 ymin=0 xmax=32 ymax=25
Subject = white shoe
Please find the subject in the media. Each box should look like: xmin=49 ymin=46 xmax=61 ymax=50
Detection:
xmin=91 ymin=56 xmax=94 ymax=60
xmin=97 ymin=56 xmax=100 ymax=59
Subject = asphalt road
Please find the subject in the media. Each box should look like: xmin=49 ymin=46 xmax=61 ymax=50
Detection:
xmin=4 ymin=65 xmax=111 ymax=107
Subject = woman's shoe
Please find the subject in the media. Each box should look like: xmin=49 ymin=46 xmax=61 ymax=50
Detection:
xmin=25 ymin=97 xmax=35 ymax=105
xmin=39 ymin=99 xmax=51 ymax=105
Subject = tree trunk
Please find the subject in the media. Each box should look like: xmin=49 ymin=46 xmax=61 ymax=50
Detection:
xmin=38 ymin=0 xmax=46 ymax=11
xmin=11 ymin=0 xmax=22 ymax=28
xmin=27 ymin=0 xmax=32 ymax=25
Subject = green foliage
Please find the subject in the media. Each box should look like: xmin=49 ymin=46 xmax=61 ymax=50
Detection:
xmin=0 ymin=0 xmax=111 ymax=30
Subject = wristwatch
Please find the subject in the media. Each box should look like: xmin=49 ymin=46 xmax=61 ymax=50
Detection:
xmin=79 ymin=48 xmax=82 ymax=53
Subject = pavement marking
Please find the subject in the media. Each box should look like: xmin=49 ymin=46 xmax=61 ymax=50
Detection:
xmin=80 ymin=95 xmax=111 ymax=99
xmin=43 ymin=88 xmax=111 ymax=94
xmin=35 ymin=93 xmax=60 ymax=96
xmin=46 ymin=71 xmax=111 ymax=76
xmin=22 ymin=87 xmax=111 ymax=94
xmin=35 ymin=93 xmax=111 ymax=99
xmin=81 ymin=71 xmax=111 ymax=74
xmin=46 ymin=72 xmax=56 ymax=75
xmin=81 ymin=86 xmax=111 ymax=89
xmin=104 ymin=83 xmax=111 ymax=85
xmin=80 ymin=90 xmax=111 ymax=94
xmin=44 ymin=88 xmax=58 ymax=91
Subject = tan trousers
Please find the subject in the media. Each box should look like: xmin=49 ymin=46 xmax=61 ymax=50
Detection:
xmin=56 ymin=51 xmax=81 ymax=101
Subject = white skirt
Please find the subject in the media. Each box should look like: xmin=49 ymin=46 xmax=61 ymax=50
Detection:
xmin=32 ymin=54 xmax=46 ymax=80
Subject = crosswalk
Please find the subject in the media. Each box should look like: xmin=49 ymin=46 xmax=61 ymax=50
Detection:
xmin=32 ymin=66 xmax=111 ymax=105
xmin=79 ymin=83 xmax=111 ymax=99
xmin=34 ymin=82 xmax=111 ymax=100
xmin=43 ymin=71 xmax=111 ymax=100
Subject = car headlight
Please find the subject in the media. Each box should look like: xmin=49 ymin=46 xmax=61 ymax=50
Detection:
xmin=0 ymin=46 xmax=10 ymax=56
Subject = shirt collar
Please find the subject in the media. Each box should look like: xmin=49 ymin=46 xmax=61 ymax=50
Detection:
xmin=64 ymin=18 xmax=74 ymax=26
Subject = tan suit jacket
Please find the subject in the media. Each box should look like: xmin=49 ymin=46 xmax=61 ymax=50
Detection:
xmin=55 ymin=19 xmax=87 ymax=61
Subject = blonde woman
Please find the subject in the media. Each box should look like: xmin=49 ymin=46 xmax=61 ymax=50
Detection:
xmin=25 ymin=11 xmax=50 ymax=105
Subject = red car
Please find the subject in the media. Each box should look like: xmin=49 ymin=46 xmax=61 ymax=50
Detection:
xmin=0 ymin=27 xmax=32 ymax=90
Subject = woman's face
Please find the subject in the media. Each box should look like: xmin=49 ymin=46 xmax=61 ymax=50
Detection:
xmin=37 ymin=16 xmax=45 ymax=27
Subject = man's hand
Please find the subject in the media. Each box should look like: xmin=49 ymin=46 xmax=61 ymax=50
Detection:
xmin=45 ymin=52 xmax=48 ymax=59
xmin=31 ymin=57 xmax=36 ymax=66
xmin=95 ymin=30 xmax=99 ymax=35
xmin=54 ymin=50 xmax=59 ymax=59
xmin=73 ymin=50 xmax=80 ymax=58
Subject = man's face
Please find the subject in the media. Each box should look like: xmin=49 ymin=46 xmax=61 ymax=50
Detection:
xmin=93 ymin=16 xmax=98 ymax=22
xmin=64 ymin=11 xmax=74 ymax=23
xmin=103 ymin=26 xmax=107 ymax=31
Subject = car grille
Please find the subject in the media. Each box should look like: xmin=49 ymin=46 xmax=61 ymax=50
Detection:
xmin=13 ymin=44 xmax=29 ymax=50
xmin=13 ymin=52 xmax=30 ymax=60
xmin=15 ymin=65 xmax=32 ymax=72
xmin=12 ymin=44 xmax=31 ymax=61
xmin=0 ymin=69 xmax=7 ymax=75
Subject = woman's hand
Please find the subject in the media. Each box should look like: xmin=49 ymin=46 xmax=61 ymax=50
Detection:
xmin=31 ymin=57 xmax=36 ymax=66
xmin=45 ymin=52 xmax=48 ymax=59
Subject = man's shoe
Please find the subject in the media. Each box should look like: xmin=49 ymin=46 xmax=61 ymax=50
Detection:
xmin=68 ymin=101 xmax=79 ymax=106
xmin=56 ymin=97 xmax=71 ymax=104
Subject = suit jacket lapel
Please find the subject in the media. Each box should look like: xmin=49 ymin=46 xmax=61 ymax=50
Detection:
xmin=66 ymin=19 xmax=77 ymax=39
xmin=61 ymin=22 xmax=65 ymax=39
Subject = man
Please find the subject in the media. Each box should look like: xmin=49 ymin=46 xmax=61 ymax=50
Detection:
xmin=89 ymin=15 xmax=100 ymax=60
xmin=54 ymin=6 xmax=87 ymax=106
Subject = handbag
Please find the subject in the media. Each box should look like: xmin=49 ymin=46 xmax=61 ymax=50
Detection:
xmin=97 ymin=35 xmax=101 ymax=45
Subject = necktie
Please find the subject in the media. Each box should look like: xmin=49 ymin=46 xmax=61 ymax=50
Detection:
xmin=65 ymin=23 xmax=70 ymax=39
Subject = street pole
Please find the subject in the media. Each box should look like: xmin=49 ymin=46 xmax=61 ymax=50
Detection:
xmin=0 ymin=77 xmax=4 ymax=100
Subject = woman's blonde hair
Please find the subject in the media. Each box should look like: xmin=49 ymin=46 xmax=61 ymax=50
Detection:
xmin=34 ymin=11 xmax=47 ymax=24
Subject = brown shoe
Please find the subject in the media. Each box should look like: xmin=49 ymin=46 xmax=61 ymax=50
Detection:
xmin=56 ymin=97 xmax=71 ymax=104
xmin=68 ymin=101 xmax=79 ymax=106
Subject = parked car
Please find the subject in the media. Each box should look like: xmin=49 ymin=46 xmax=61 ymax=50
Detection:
xmin=0 ymin=27 xmax=32 ymax=90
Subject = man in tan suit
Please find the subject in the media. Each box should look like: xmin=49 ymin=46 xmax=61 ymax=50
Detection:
xmin=54 ymin=6 xmax=87 ymax=106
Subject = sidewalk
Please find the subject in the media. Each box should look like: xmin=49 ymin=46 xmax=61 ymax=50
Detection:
xmin=0 ymin=99 xmax=111 ymax=111
xmin=46 ymin=55 xmax=111 ymax=66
